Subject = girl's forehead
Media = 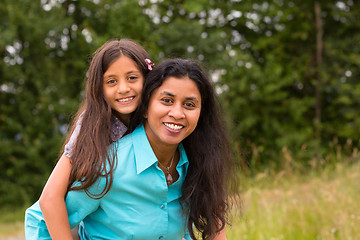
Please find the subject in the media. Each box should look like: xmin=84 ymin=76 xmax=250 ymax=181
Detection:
xmin=105 ymin=55 xmax=141 ymax=73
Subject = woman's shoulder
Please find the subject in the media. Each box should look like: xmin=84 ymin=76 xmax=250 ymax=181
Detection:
xmin=112 ymin=132 xmax=133 ymax=150
xmin=109 ymin=129 xmax=137 ymax=161
xmin=110 ymin=125 xmax=145 ymax=162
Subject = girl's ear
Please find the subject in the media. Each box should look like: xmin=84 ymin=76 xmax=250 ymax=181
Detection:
xmin=144 ymin=112 xmax=148 ymax=119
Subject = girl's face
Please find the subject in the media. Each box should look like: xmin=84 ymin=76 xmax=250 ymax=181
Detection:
xmin=144 ymin=76 xmax=201 ymax=148
xmin=103 ymin=55 xmax=144 ymax=124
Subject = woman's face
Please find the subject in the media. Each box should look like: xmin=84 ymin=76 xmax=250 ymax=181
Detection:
xmin=103 ymin=55 xmax=144 ymax=124
xmin=144 ymin=76 xmax=201 ymax=148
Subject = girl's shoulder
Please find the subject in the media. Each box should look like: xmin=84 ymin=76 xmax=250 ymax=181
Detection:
xmin=110 ymin=115 xmax=127 ymax=142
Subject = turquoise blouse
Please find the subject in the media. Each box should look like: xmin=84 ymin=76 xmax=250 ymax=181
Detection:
xmin=25 ymin=125 xmax=191 ymax=240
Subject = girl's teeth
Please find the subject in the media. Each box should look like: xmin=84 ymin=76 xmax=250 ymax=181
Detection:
xmin=164 ymin=123 xmax=183 ymax=130
xmin=118 ymin=97 xmax=134 ymax=102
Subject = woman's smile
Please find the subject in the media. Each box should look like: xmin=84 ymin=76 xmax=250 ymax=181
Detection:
xmin=163 ymin=122 xmax=184 ymax=133
xmin=144 ymin=76 xmax=201 ymax=148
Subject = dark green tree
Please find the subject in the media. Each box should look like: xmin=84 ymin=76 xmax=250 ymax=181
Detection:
xmin=0 ymin=0 xmax=155 ymax=206
xmin=1 ymin=0 xmax=360 ymax=207
xmin=144 ymin=0 xmax=360 ymax=169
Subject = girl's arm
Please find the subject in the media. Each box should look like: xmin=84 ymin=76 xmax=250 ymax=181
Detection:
xmin=26 ymin=153 xmax=101 ymax=239
xmin=39 ymin=154 xmax=73 ymax=240
xmin=213 ymin=228 xmax=227 ymax=240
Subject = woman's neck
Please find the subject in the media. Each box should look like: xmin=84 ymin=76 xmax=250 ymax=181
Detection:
xmin=143 ymin=121 xmax=179 ymax=167
xmin=150 ymin=142 xmax=178 ymax=166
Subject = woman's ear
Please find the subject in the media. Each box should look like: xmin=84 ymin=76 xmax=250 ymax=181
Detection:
xmin=144 ymin=112 xmax=148 ymax=119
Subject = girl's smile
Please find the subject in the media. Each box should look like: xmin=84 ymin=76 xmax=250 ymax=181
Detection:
xmin=116 ymin=96 xmax=135 ymax=103
xmin=103 ymin=55 xmax=144 ymax=124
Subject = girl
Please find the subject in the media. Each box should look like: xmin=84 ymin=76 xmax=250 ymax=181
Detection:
xmin=27 ymin=39 xmax=154 ymax=240
xmin=26 ymin=58 xmax=235 ymax=239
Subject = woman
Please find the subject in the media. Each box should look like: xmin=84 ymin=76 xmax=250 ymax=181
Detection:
xmin=25 ymin=58 xmax=235 ymax=239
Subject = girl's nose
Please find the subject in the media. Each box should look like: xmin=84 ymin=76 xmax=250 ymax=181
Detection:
xmin=117 ymin=81 xmax=130 ymax=93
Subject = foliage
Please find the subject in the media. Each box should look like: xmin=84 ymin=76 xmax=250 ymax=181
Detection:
xmin=1 ymin=0 xmax=360 ymax=207
xmin=0 ymin=0 xmax=154 ymax=206
xmin=212 ymin=0 xmax=360 ymax=170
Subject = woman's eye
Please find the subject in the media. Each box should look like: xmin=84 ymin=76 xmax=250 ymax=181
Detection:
xmin=161 ymin=98 xmax=173 ymax=104
xmin=184 ymin=102 xmax=195 ymax=108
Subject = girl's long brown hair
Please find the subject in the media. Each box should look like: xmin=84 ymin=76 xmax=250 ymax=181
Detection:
xmin=64 ymin=39 xmax=151 ymax=198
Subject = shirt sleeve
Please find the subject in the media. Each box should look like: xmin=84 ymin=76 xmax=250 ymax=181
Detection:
xmin=65 ymin=179 xmax=104 ymax=229
xmin=24 ymin=179 xmax=104 ymax=239
xmin=63 ymin=115 xmax=83 ymax=158
xmin=24 ymin=201 xmax=51 ymax=240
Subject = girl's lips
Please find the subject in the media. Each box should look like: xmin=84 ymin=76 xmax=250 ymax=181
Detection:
xmin=116 ymin=96 xmax=135 ymax=104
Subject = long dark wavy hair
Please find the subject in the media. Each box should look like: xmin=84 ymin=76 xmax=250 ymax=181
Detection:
xmin=65 ymin=39 xmax=152 ymax=197
xmin=131 ymin=59 xmax=237 ymax=240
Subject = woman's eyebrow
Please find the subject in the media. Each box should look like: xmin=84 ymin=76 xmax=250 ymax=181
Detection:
xmin=160 ymin=91 xmax=175 ymax=97
xmin=185 ymin=97 xmax=199 ymax=102
xmin=160 ymin=91 xmax=199 ymax=102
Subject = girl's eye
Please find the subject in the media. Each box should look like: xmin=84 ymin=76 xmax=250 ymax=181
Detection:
xmin=107 ymin=79 xmax=117 ymax=84
xmin=128 ymin=76 xmax=138 ymax=81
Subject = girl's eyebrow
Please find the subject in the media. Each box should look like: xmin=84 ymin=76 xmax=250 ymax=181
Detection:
xmin=103 ymin=74 xmax=116 ymax=79
xmin=160 ymin=91 xmax=199 ymax=102
xmin=103 ymin=70 xmax=141 ymax=78
xmin=126 ymin=70 xmax=141 ymax=74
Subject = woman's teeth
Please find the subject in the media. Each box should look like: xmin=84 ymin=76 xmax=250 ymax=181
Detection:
xmin=164 ymin=123 xmax=183 ymax=130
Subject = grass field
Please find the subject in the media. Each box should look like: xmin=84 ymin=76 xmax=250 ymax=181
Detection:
xmin=226 ymin=161 xmax=360 ymax=239
xmin=1 ymin=161 xmax=359 ymax=239
xmin=0 ymin=206 xmax=25 ymax=238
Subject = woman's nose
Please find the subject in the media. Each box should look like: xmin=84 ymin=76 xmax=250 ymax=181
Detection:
xmin=168 ymin=104 xmax=185 ymax=119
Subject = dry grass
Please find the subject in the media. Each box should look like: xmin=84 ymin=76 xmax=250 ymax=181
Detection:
xmin=1 ymin=162 xmax=359 ymax=240
xmin=0 ymin=222 xmax=24 ymax=239
xmin=227 ymin=162 xmax=360 ymax=239
xmin=0 ymin=207 xmax=25 ymax=238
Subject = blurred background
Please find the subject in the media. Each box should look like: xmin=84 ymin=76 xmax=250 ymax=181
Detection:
xmin=1 ymin=0 xmax=360 ymax=239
